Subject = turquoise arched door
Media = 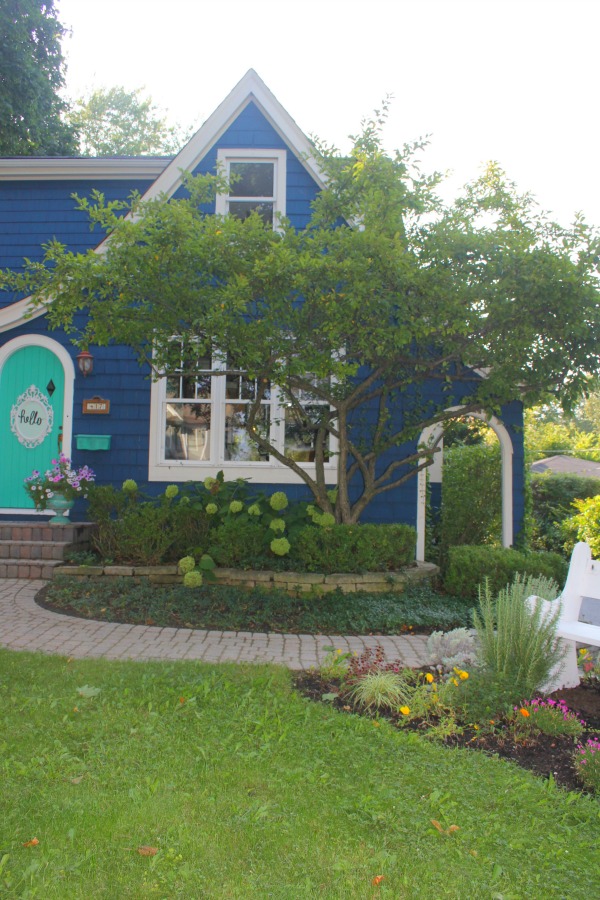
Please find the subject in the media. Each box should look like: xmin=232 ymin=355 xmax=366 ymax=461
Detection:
xmin=0 ymin=344 xmax=65 ymax=510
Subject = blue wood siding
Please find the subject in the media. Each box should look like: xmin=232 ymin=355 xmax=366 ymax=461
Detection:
xmin=173 ymin=102 xmax=319 ymax=229
xmin=0 ymin=179 xmax=154 ymax=308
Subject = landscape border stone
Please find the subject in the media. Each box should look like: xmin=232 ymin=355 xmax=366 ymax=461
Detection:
xmin=53 ymin=561 xmax=439 ymax=595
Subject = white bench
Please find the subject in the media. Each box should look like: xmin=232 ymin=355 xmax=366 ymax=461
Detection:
xmin=530 ymin=541 xmax=600 ymax=692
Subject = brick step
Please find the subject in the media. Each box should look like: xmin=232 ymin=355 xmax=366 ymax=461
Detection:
xmin=0 ymin=540 xmax=72 ymax=561
xmin=0 ymin=558 xmax=65 ymax=579
xmin=0 ymin=521 xmax=96 ymax=544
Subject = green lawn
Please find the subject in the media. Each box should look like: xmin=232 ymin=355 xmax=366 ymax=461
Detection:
xmin=1 ymin=649 xmax=598 ymax=899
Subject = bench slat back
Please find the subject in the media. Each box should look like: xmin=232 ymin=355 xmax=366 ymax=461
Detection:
xmin=561 ymin=542 xmax=600 ymax=621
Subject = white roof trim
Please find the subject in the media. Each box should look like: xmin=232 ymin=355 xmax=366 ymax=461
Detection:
xmin=0 ymin=157 xmax=170 ymax=181
xmin=0 ymin=296 xmax=47 ymax=333
xmin=141 ymin=69 xmax=325 ymax=201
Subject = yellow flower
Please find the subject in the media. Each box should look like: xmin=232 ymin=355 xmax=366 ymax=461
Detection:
xmin=451 ymin=678 xmax=459 ymax=686
xmin=459 ymin=671 xmax=469 ymax=680
xmin=579 ymin=648 xmax=588 ymax=655
xmin=399 ymin=706 xmax=410 ymax=716
xmin=425 ymin=673 xmax=434 ymax=684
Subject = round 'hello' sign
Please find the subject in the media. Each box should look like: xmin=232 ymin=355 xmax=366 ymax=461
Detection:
xmin=10 ymin=384 xmax=54 ymax=449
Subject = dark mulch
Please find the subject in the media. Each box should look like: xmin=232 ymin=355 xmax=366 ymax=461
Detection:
xmin=293 ymin=672 xmax=600 ymax=795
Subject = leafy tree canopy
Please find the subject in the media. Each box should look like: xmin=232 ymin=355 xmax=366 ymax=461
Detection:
xmin=0 ymin=0 xmax=77 ymax=155
xmin=3 ymin=108 xmax=600 ymax=522
xmin=67 ymin=86 xmax=190 ymax=156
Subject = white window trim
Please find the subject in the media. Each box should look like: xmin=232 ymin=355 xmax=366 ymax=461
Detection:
xmin=215 ymin=148 xmax=287 ymax=227
xmin=148 ymin=371 xmax=337 ymax=484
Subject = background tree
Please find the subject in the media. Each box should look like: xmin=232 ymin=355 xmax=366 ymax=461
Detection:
xmin=68 ymin=86 xmax=190 ymax=156
xmin=0 ymin=0 xmax=77 ymax=155
xmin=525 ymin=406 xmax=600 ymax=462
xmin=4 ymin=112 xmax=600 ymax=523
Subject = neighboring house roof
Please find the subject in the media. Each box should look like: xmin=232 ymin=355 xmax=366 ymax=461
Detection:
xmin=531 ymin=455 xmax=600 ymax=478
xmin=0 ymin=69 xmax=324 ymax=335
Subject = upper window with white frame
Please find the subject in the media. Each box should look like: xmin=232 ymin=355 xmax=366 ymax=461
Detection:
xmin=215 ymin=148 xmax=286 ymax=228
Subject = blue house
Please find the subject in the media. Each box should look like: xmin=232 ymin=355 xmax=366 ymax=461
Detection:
xmin=0 ymin=70 xmax=525 ymax=558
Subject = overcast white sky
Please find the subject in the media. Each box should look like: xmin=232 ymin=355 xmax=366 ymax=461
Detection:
xmin=57 ymin=0 xmax=599 ymax=228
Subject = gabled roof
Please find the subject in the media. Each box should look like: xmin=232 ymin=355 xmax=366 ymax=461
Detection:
xmin=0 ymin=70 xmax=324 ymax=334
xmin=142 ymin=68 xmax=325 ymax=201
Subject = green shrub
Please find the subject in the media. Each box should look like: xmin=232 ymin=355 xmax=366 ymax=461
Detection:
xmin=452 ymin=670 xmax=524 ymax=722
xmin=88 ymin=475 xmax=416 ymax=572
xmin=290 ymin=523 xmax=416 ymax=573
xmin=563 ymin=493 xmax=600 ymax=557
xmin=473 ymin=574 xmax=564 ymax=698
xmin=440 ymin=444 xmax=502 ymax=550
xmin=443 ymin=545 xmax=568 ymax=600
xmin=530 ymin=473 xmax=600 ymax=554
xmin=208 ymin=518 xmax=271 ymax=568
xmin=87 ymin=484 xmax=211 ymax=564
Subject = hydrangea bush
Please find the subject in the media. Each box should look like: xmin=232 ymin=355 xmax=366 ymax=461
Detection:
xmin=87 ymin=471 xmax=416 ymax=569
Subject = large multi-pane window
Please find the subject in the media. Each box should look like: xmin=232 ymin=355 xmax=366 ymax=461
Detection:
xmin=152 ymin=352 xmax=335 ymax=481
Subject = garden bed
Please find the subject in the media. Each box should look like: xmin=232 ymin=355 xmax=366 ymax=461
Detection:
xmin=37 ymin=575 xmax=471 ymax=635
xmin=294 ymin=670 xmax=600 ymax=794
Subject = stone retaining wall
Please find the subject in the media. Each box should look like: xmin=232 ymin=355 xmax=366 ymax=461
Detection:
xmin=53 ymin=561 xmax=439 ymax=594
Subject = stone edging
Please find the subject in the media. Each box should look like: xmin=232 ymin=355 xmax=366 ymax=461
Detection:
xmin=53 ymin=561 xmax=439 ymax=594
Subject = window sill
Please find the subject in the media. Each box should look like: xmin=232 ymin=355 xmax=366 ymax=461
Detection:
xmin=148 ymin=461 xmax=337 ymax=484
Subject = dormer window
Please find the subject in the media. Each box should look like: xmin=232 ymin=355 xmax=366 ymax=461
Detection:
xmin=216 ymin=148 xmax=286 ymax=227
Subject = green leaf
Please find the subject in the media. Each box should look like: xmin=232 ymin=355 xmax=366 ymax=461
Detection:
xmin=76 ymin=685 xmax=101 ymax=698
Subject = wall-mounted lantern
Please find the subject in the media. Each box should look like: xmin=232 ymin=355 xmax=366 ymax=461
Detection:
xmin=76 ymin=348 xmax=94 ymax=377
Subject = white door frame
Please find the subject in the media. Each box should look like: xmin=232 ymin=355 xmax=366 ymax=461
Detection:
xmin=0 ymin=334 xmax=75 ymax=516
xmin=416 ymin=409 xmax=514 ymax=561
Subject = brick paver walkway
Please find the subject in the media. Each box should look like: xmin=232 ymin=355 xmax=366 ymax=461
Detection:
xmin=0 ymin=579 xmax=429 ymax=670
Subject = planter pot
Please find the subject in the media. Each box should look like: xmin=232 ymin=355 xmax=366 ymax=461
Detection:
xmin=47 ymin=492 xmax=74 ymax=525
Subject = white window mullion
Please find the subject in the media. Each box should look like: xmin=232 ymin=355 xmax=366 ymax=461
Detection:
xmin=213 ymin=365 xmax=225 ymax=465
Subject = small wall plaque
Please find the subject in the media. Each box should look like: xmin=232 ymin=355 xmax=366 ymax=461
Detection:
xmin=83 ymin=396 xmax=110 ymax=415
